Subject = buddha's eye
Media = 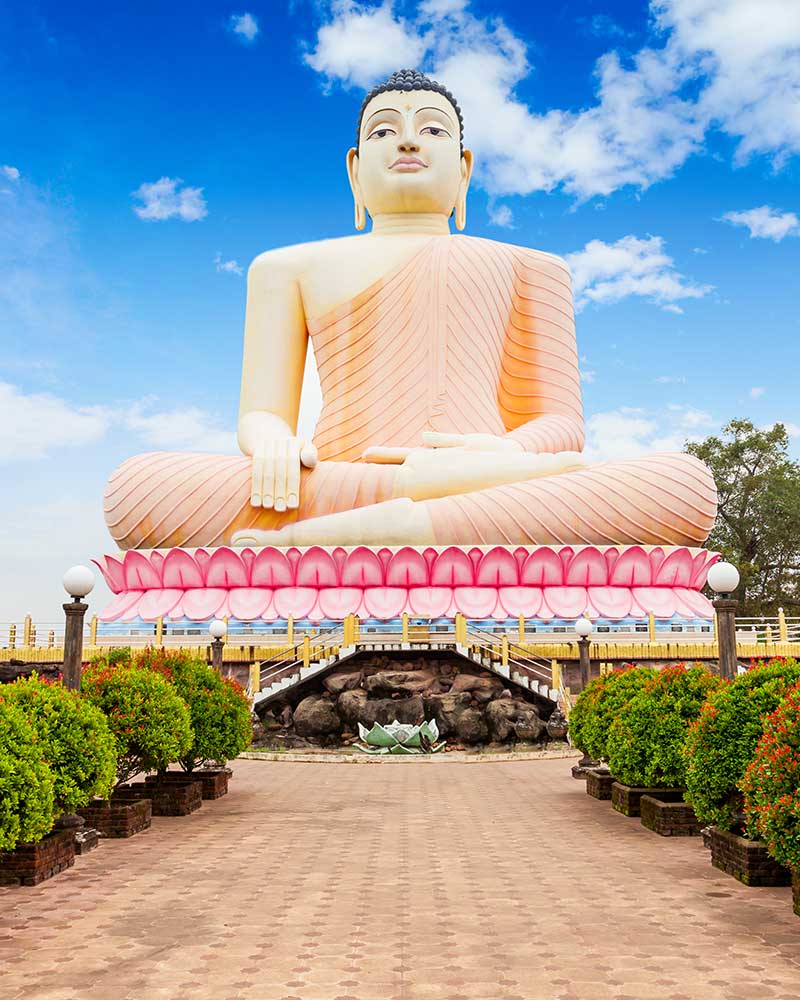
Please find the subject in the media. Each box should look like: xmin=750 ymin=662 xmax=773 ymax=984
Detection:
xmin=421 ymin=126 xmax=450 ymax=138
xmin=367 ymin=127 xmax=396 ymax=140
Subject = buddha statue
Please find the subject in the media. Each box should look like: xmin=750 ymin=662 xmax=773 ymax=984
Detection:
xmin=105 ymin=69 xmax=717 ymax=553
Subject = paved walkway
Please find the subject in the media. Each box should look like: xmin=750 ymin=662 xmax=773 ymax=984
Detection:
xmin=1 ymin=757 xmax=798 ymax=1000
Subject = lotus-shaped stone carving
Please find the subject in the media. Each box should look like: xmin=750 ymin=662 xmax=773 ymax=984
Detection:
xmin=356 ymin=718 xmax=446 ymax=755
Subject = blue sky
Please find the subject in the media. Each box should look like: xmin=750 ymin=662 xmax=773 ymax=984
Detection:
xmin=2 ymin=0 xmax=800 ymax=620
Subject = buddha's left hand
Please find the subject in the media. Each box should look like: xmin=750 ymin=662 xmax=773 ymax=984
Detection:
xmin=421 ymin=431 xmax=524 ymax=453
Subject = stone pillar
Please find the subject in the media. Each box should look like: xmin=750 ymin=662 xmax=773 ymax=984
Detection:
xmin=578 ymin=636 xmax=591 ymax=690
xmin=62 ymin=601 xmax=88 ymax=691
xmin=713 ymin=597 xmax=738 ymax=680
xmin=211 ymin=638 xmax=224 ymax=673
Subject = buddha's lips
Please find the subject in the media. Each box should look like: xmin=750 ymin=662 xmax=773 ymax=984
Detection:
xmin=391 ymin=156 xmax=427 ymax=171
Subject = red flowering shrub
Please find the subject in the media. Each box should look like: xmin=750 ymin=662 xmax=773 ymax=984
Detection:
xmin=742 ymin=682 xmax=800 ymax=871
xmin=684 ymin=658 xmax=800 ymax=831
xmin=0 ymin=694 xmax=55 ymax=851
xmin=82 ymin=660 xmax=192 ymax=786
xmin=4 ymin=674 xmax=117 ymax=815
xmin=606 ymin=663 xmax=724 ymax=788
xmin=567 ymin=666 xmax=657 ymax=761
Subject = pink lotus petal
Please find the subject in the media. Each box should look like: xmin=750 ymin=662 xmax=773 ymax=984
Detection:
xmin=648 ymin=547 xmax=666 ymax=580
xmin=341 ymin=547 xmax=384 ymax=587
xmin=407 ymin=586 xmax=453 ymax=618
xmin=138 ymin=589 xmax=184 ymax=621
xmin=123 ymin=550 xmax=161 ymax=590
xmin=318 ymin=587 xmax=363 ymax=620
xmin=497 ymin=587 xmax=543 ymax=618
xmin=587 ymin=587 xmax=632 ymax=620
xmin=259 ymin=595 xmax=278 ymax=622
xmin=545 ymin=586 xmax=588 ymax=619
xmin=565 ymin=547 xmax=606 ymax=586
xmin=537 ymin=592 xmax=555 ymax=621
xmin=675 ymin=587 xmax=714 ymax=619
xmin=252 ymin=547 xmax=294 ymax=588
xmin=654 ymin=548 xmax=693 ymax=588
xmin=162 ymin=549 xmax=204 ymax=589
xmin=194 ymin=548 xmax=211 ymax=582
xmin=273 ymin=587 xmax=318 ymax=620
xmin=690 ymin=550 xmax=720 ymax=589
xmin=364 ymin=587 xmax=408 ymax=620
xmin=475 ymin=548 xmax=518 ymax=586
xmin=609 ymin=546 xmax=651 ymax=587
xmin=229 ymin=588 xmax=272 ymax=621
xmin=181 ymin=588 xmax=227 ymax=620
xmin=308 ymin=595 xmax=326 ymax=623
xmin=205 ymin=547 xmax=249 ymax=588
xmin=98 ymin=590 xmax=142 ymax=622
xmin=431 ymin=547 xmax=474 ymax=586
xmin=631 ymin=586 xmax=677 ymax=618
xmin=520 ymin=548 xmax=563 ymax=585
xmin=386 ymin=547 xmax=429 ymax=587
xmin=453 ymin=587 xmax=498 ymax=619
xmin=93 ymin=555 xmax=126 ymax=594
xmin=296 ymin=546 xmax=339 ymax=587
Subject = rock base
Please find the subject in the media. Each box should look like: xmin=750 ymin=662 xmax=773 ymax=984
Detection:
xmin=0 ymin=829 xmax=75 ymax=886
xmin=640 ymin=795 xmax=702 ymax=836
xmin=78 ymin=795 xmax=152 ymax=838
xmin=74 ymin=828 xmax=100 ymax=854
xmin=586 ymin=770 xmax=615 ymax=800
xmin=611 ymin=782 xmax=684 ymax=818
xmin=710 ymin=828 xmax=792 ymax=886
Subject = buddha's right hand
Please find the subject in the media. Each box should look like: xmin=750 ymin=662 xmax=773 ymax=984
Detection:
xmin=249 ymin=437 xmax=318 ymax=511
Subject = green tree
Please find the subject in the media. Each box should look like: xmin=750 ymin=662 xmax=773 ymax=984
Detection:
xmin=686 ymin=419 xmax=800 ymax=614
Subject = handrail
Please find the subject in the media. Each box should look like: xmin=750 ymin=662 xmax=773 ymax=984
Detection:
xmin=465 ymin=623 xmax=553 ymax=683
xmin=258 ymin=626 xmax=347 ymax=689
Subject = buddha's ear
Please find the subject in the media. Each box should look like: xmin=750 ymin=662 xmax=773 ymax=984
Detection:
xmin=455 ymin=149 xmax=474 ymax=232
xmin=346 ymin=148 xmax=367 ymax=232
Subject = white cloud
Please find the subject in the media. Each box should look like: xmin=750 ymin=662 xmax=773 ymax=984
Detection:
xmin=123 ymin=401 xmax=237 ymax=453
xmin=214 ymin=252 xmax=243 ymax=275
xmin=2 ymin=165 xmax=20 ymax=181
xmin=720 ymin=205 xmax=800 ymax=241
xmin=131 ymin=177 xmax=207 ymax=222
xmin=565 ymin=234 xmax=711 ymax=311
xmin=0 ymin=381 xmax=110 ymax=462
xmin=305 ymin=0 xmax=800 ymax=200
xmin=487 ymin=203 xmax=513 ymax=228
xmin=229 ymin=13 xmax=259 ymax=43
xmin=783 ymin=422 xmax=800 ymax=437
xmin=584 ymin=403 xmax=715 ymax=462
xmin=750 ymin=386 xmax=766 ymax=399
xmin=655 ymin=375 xmax=687 ymax=383
xmin=580 ymin=369 xmax=596 ymax=384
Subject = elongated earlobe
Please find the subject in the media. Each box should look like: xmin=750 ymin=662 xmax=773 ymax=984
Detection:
xmin=455 ymin=192 xmax=467 ymax=231
xmin=354 ymin=200 xmax=366 ymax=231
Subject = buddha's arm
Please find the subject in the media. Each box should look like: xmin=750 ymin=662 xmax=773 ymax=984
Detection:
xmin=498 ymin=250 xmax=585 ymax=454
xmin=238 ymin=250 xmax=315 ymax=510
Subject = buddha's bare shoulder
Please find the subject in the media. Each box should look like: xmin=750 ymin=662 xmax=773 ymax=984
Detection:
xmin=459 ymin=234 xmax=571 ymax=278
xmin=248 ymin=235 xmax=366 ymax=279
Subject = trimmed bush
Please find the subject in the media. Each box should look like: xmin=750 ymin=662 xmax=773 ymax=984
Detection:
xmin=684 ymin=658 xmax=800 ymax=831
xmin=135 ymin=648 xmax=251 ymax=771
xmin=742 ymin=683 xmax=800 ymax=872
xmin=568 ymin=666 xmax=657 ymax=762
xmin=4 ymin=674 xmax=117 ymax=816
xmin=0 ymin=695 xmax=56 ymax=851
xmin=82 ymin=660 xmax=193 ymax=786
xmin=607 ymin=664 xmax=724 ymax=788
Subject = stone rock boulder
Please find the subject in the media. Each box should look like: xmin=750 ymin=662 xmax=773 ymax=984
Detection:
xmin=455 ymin=707 xmax=489 ymax=745
xmin=364 ymin=671 xmax=437 ymax=697
xmin=485 ymin=699 xmax=545 ymax=742
xmin=337 ymin=689 xmax=368 ymax=728
xmin=423 ymin=692 xmax=472 ymax=736
xmin=449 ymin=672 xmax=503 ymax=695
xmin=323 ymin=667 xmax=362 ymax=696
xmin=360 ymin=696 xmax=425 ymax=727
xmin=293 ymin=695 xmax=342 ymax=738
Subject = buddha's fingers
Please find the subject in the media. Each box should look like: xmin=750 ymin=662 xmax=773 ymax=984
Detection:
xmin=422 ymin=432 xmax=464 ymax=449
xmin=362 ymin=446 xmax=413 ymax=464
xmin=250 ymin=446 xmax=265 ymax=508
xmin=286 ymin=439 xmax=301 ymax=509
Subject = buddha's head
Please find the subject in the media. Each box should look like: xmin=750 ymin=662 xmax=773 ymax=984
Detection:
xmin=347 ymin=69 xmax=473 ymax=231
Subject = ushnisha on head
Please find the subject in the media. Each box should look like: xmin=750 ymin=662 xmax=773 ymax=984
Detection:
xmin=347 ymin=69 xmax=473 ymax=231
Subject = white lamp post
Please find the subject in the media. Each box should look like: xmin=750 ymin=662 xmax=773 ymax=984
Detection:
xmin=575 ymin=617 xmax=593 ymax=691
xmin=707 ymin=562 xmax=740 ymax=680
xmin=62 ymin=566 xmax=95 ymax=691
xmin=208 ymin=618 xmax=226 ymax=673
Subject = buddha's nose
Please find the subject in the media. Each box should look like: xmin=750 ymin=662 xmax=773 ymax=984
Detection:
xmin=398 ymin=122 xmax=420 ymax=152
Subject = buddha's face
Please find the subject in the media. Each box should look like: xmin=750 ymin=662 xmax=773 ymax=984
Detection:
xmin=347 ymin=89 xmax=473 ymax=222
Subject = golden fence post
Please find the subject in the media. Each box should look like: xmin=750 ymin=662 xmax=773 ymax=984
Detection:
xmin=223 ymin=615 xmax=229 ymax=643
xmin=501 ymin=634 xmax=509 ymax=667
xmin=302 ymin=634 xmax=311 ymax=669
xmin=48 ymin=630 xmax=54 ymax=649
xmin=766 ymin=624 xmax=773 ymax=644
xmin=518 ymin=614 xmax=525 ymax=644
xmin=401 ymin=612 xmax=409 ymax=642
xmin=30 ymin=624 xmax=37 ymax=648
xmin=648 ymin=611 xmax=656 ymax=643
xmin=288 ymin=615 xmax=294 ymax=646
xmin=23 ymin=614 xmax=32 ymax=647
xmin=155 ymin=616 xmax=164 ymax=645
xmin=354 ymin=616 xmax=360 ymax=643
xmin=249 ymin=662 xmax=260 ymax=694
xmin=778 ymin=607 xmax=788 ymax=643
xmin=90 ymin=614 xmax=98 ymax=646
xmin=9 ymin=624 xmax=16 ymax=650
xmin=551 ymin=659 xmax=561 ymax=691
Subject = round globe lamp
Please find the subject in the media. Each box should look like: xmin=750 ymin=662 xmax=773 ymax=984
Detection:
xmin=209 ymin=619 xmax=226 ymax=672
xmin=707 ymin=561 xmax=740 ymax=680
xmin=61 ymin=565 xmax=95 ymax=691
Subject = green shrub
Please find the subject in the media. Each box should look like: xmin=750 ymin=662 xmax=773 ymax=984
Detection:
xmin=134 ymin=648 xmax=251 ymax=770
xmin=0 ymin=695 xmax=56 ymax=851
xmin=742 ymin=682 xmax=800 ymax=870
xmin=568 ymin=666 xmax=657 ymax=761
xmin=606 ymin=664 xmax=724 ymax=788
xmin=684 ymin=658 xmax=800 ymax=831
xmin=82 ymin=661 xmax=193 ymax=786
xmin=89 ymin=646 xmax=131 ymax=667
xmin=4 ymin=674 xmax=117 ymax=815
